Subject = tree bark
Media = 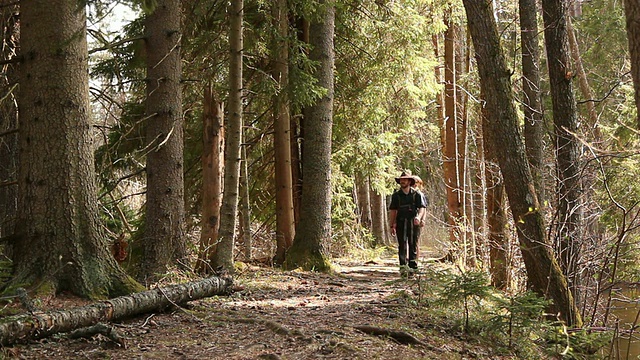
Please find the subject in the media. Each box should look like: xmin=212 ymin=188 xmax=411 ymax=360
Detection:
xmin=567 ymin=16 xmax=601 ymax=141
xmin=142 ymin=0 xmax=186 ymax=280
xmin=519 ymin=0 xmax=546 ymax=204
xmin=541 ymin=0 xmax=584 ymax=304
xmin=0 ymin=276 xmax=233 ymax=346
xmin=480 ymin=98 xmax=509 ymax=289
xmin=284 ymin=1 xmax=334 ymax=272
xmin=370 ymin=189 xmax=386 ymax=246
xmin=433 ymin=34 xmax=446 ymax=125
xmin=273 ymin=0 xmax=295 ymax=265
xmin=462 ymin=0 xmax=582 ymax=327
xmin=239 ymin=146 xmax=252 ymax=261
xmin=624 ymin=0 xmax=640 ymax=129
xmin=355 ymin=172 xmax=372 ymax=230
xmin=14 ymin=0 xmax=141 ymax=298
xmin=196 ymin=86 xmax=224 ymax=274
xmin=291 ymin=17 xmax=309 ymax=228
xmin=0 ymin=2 xmax=18 ymax=239
xmin=214 ymin=0 xmax=244 ymax=272
xmin=442 ymin=15 xmax=465 ymax=264
xmin=485 ymin=157 xmax=509 ymax=290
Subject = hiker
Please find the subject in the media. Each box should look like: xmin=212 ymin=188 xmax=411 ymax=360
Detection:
xmin=389 ymin=170 xmax=427 ymax=275
xmin=411 ymin=174 xmax=429 ymax=231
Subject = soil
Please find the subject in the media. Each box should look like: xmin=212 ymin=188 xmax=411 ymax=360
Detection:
xmin=5 ymin=256 xmax=515 ymax=360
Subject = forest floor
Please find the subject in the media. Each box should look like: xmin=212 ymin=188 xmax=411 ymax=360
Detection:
xmin=6 ymin=252 xmax=523 ymax=360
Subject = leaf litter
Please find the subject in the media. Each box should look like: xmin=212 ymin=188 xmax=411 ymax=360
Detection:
xmin=8 ymin=256 xmax=515 ymax=359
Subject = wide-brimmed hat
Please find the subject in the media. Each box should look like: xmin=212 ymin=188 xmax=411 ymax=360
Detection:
xmin=412 ymin=175 xmax=423 ymax=186
xmin=395 ymin=170 xmax=416 ymax=185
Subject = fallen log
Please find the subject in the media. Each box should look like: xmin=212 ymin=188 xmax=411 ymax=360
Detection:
xmin=0 ymin=275 xmax=233 ymax=346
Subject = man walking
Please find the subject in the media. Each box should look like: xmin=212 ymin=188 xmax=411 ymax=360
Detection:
xmin=389 ymin=170 xmax=427 ymax=276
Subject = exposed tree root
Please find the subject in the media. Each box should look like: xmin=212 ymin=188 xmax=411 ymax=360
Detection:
xmin=66 ymin=323 xmax=126 ymax=347
xmin=353 ymin=325 xmax=425 ymax=346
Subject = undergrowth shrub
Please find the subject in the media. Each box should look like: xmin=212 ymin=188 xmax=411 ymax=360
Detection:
xmin=406 ymin=266 xmax=611 ymax=359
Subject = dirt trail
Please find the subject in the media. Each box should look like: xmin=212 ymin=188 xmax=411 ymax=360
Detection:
xmin=9 ymin=256 xmax=500 ymax=360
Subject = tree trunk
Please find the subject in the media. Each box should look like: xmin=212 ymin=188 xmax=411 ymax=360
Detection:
xmin=215 ymin=0 xmax=243 ymax=272
xmin=370 ymin=189 xmax=386 ymax=246
xmin=624 ymin=0 xmax=640 ymax=129
xmin=273 ymin=0 xmax=295 ymax=265
xmin=355 ymin=172 xmax=372 ymax=230
xmin=484 ymin=148 xmax=509 ymax=289
xmin=433 ymin=34 xmax=446 ymax=125
xmin=473 ymin=113 xmax=488 ymax=270
xmin=462 ymin=0 xmax=582 ymax=327
xmin=480 ymin=84 xmax=508 ymax=288
xmin=196 ymin=86 xmax=224 ymax=274
xmin=142 ymin=0 xmax=186 ymax=280
xmin=567 ymin=16 xmax=601 ymax=140
xmin=541 ymin=0 xmax=584 ymax=304
xmin=0 ymin=276 xmax=233 ymax=346
xmin=284 ymin=1 xmax=334 ymax=272
xmin=239 ymin=145 xmax=252 ymax=261
xmin=442 ymin=15 xmax=464 ymax=264
xmin=459 ymin=33 xmax=473 ymax=268
xmin=383 ymin=195 xmax=392 ymax=246
xmin=14 ymin=0 xmax=141 ymax=298
xmin=519 ymin=0 xmax=546 ymax=204
xmin=291 ymin=17 xmax=309 ymax=227
xmin=0 ymin=2 xmax=17 ymax=239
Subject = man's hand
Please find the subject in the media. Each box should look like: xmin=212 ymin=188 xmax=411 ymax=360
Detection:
xmin=391 ymin=223 xmax=396 ymax=236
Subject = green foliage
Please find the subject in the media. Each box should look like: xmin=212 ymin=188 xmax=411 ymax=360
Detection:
xmin=574 ymin=2 xmax=634 ymax=142
xmin=90 ymin=17 xmax=146 ymax=82
xmin=436 ymin=270 xmax=493 ymax=332
xmin=485 ymin=292 xmax=549 ymax=352
xmin=330 ymin=0 xmax=448 ymax=221
xmin=98 ymin=195 xmax=140 ymax=238
xmin=406 ymin=267 xmax=612 ymax=358
xmin=540 ymin=326 xmax=611 ymax=360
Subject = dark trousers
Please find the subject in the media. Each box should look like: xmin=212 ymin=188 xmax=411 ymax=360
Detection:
xmin=396 ymin=218 xmax=419 ymax=269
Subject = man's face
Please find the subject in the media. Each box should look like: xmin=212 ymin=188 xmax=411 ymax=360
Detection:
xmin=399 ymin=178 xmax=412 ymax=189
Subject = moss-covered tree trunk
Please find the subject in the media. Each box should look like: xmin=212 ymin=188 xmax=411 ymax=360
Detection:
xmin=462 ymin=0 xmax=582 ymax=327
xmin=283 ymin=1 xmax=334 ymax=272
xmin=14 ymin=0 xmax=141 ymax=298
xmin=541 ymin=0 xmax=584 ymax=306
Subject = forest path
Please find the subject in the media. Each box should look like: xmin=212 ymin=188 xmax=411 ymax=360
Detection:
xmin=12 ymin=252 xmax=505 ymax=360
